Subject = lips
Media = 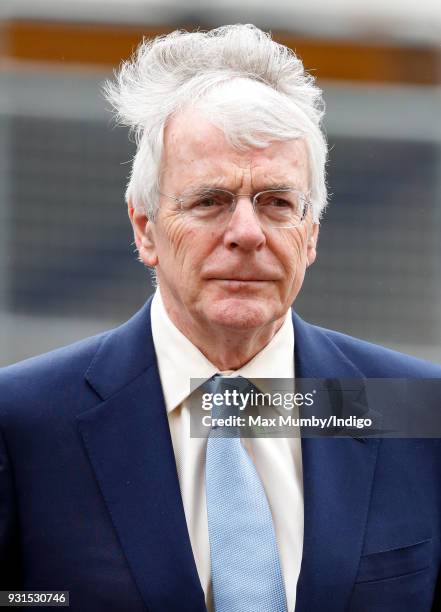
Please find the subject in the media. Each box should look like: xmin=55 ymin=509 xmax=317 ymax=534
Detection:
xmin=204 ymin=265 xmax=281 ymax=282
xmin=205 ymin=271 xmax=279 ymax=282
xmin=209 ymin=277 xmax=275 ymax=283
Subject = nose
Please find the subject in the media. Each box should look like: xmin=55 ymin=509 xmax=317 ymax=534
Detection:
xmin=223 ymin=196 xmax=266 ymax=251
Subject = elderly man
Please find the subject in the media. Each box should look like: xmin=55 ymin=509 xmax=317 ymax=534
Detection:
xmin=1 ymin=24 xmax=441 ymax=612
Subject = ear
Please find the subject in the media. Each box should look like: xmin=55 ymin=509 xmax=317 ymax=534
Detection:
xmin=128 ymin=202 xmax=158 ymax=267
xmin=306 ymin=223 xmax=319 ymax=268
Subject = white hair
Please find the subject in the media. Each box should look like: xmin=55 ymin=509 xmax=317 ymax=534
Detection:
xmin=104 ymin=24 xmax=328 ymax=222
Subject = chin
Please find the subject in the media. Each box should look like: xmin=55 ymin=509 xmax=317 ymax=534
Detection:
xmin=204 ymin=298 xmax=278 ymax=331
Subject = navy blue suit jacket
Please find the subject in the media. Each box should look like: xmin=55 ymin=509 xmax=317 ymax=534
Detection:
xmin=1 ymin=299 xmax=441 ymax=611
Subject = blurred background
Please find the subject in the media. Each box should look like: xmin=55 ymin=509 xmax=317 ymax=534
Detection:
xmin=0 ymin=0 xmax=440 ymax=366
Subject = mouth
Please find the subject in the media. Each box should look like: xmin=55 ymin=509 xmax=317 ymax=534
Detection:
xmin=209 ymin=279 xmax=274 ymax=291
xmin=210 ymin=277 xmax=274 ymax=283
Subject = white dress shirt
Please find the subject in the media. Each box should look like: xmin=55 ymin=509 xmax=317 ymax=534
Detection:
xmin=151 ymin=289 xmax=304 ymax=612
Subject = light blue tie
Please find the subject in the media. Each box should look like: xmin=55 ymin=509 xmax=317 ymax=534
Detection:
xmin=205 ymin=375 xmax=288 ymax=612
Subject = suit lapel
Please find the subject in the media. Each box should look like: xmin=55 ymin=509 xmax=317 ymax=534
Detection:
xmin=293 ymin=313 xmax=381 ymax=612
xmin=77 ymin=299 xmax=206 ymax=612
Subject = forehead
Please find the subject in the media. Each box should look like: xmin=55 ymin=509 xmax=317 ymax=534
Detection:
xmin=161 ymin=109 xmax=309 ymax=190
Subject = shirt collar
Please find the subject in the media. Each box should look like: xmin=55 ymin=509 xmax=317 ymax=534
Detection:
xmin=151 ymin=289 xmax=295 ymax=414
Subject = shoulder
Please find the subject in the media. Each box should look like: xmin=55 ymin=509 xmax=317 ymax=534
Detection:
xmin=0 ymin=331 xmax=109 ymax=424
xmin=0 ymin=299 xmax=154 ymax=426
xmin=318 ymin=324 xmax=441 ymax=378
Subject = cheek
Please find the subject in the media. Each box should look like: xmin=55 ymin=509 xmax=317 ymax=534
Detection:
xmin=156 ymin=219 xmax=211 ymax=282
xmin=158 ymin=220 xmax=194 ymax=263
xmin=277 ymin=229 xmax=308 ymax=272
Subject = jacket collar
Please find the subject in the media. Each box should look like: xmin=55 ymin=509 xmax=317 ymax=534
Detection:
xmin=292 ymin=311 xmax=364 ymax=379
xmin=84 ymin=298 xmax=156 ymax=401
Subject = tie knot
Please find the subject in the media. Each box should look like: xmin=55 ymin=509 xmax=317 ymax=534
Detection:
xmin=206 ymin=375 xmax=255 ymax=426
xmin=208 ymin=374 xmax=254 ymax=394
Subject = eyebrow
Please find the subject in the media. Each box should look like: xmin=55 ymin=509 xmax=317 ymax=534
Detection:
xmin=185 ymin=182 xmax=299 ymax=194
xmin=181 ymin=181 xmax=226 ymax=196
xmin=255 ymin=183 xmax=297 ymax=191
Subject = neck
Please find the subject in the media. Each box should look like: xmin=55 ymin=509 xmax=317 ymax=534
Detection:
xmin=159 ymin=293 xmax=286 ymax=371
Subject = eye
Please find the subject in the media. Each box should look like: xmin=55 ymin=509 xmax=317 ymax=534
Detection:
xmin=269 ymin=197 xmax=292 ymax=208
xmin=194 ymin=191 xmax=232 ymax=209
xmin=258 ymin=193 xmax=295 ymax=209
xmin=197 ymin=196 xmax=219 ymax=208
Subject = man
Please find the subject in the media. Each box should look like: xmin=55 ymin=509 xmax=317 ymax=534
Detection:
xmin=1 ymin=24 xmax=440 ymax=612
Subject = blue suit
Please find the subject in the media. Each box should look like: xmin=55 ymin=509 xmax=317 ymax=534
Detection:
xmin=1 ymin=298 xmax=441 ymax=611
